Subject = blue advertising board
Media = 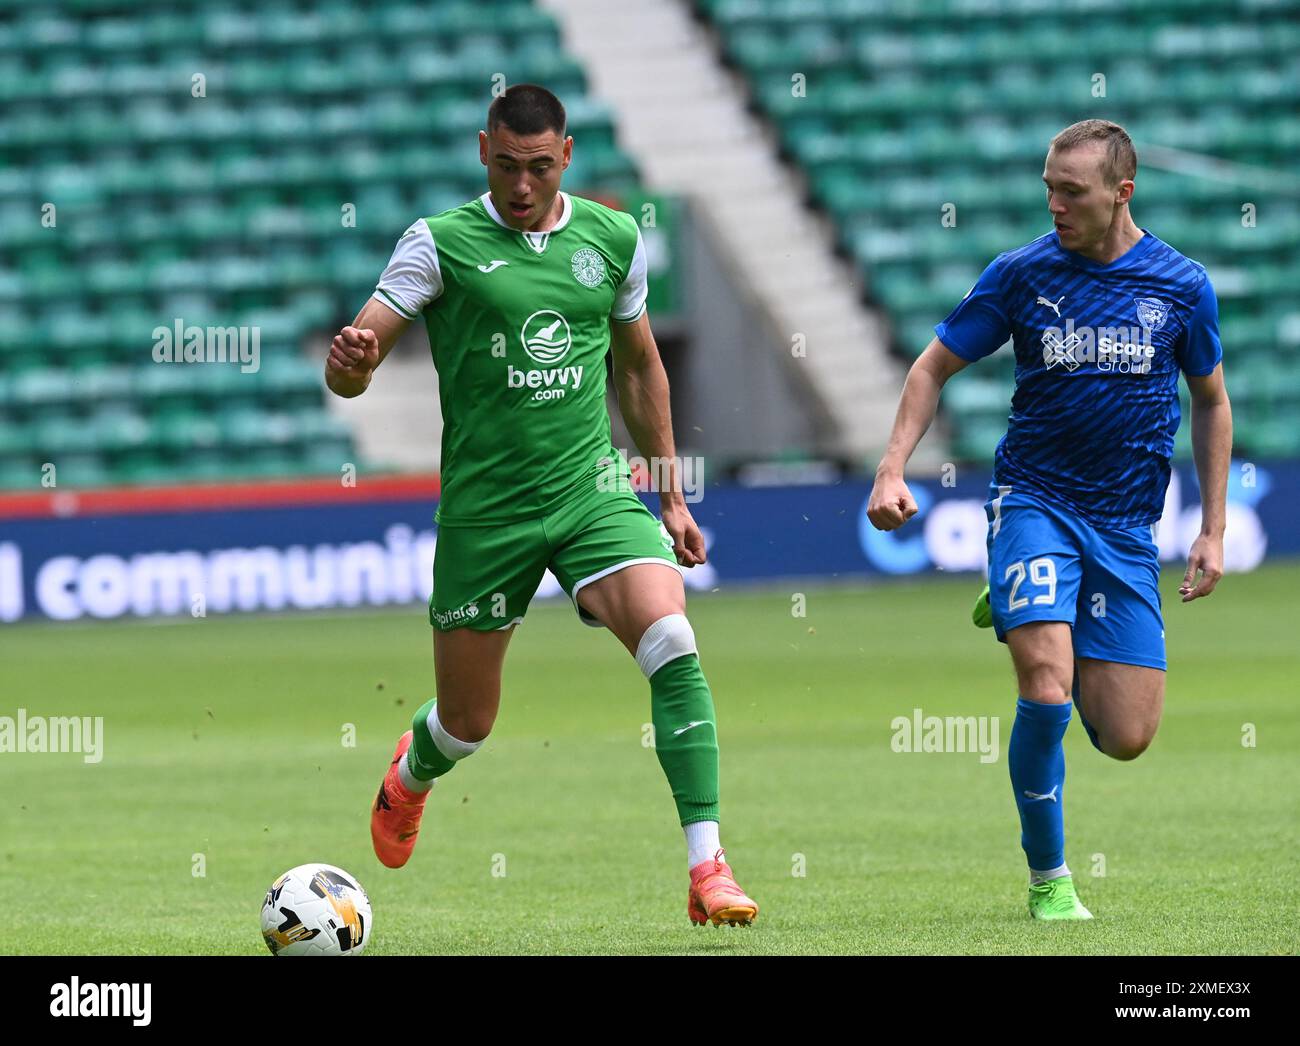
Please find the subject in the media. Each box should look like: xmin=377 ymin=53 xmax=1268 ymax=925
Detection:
xmin=0 ymin=460 xmax=1291 ymax=623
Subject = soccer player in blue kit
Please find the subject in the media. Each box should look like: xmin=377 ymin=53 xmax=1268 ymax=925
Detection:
xmin=867 ymin=120 xmax=1233 ymax=919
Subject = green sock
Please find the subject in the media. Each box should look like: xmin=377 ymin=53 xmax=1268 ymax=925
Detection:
xmin=650 ymin=654 xmax=721 ymax=825
xmin=407 ymin=698 xmax=457 ymax=781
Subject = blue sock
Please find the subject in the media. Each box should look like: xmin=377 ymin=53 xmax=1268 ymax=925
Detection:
xmin=1071 ymin=667 xmax=1103 ymax=753
xmin=1008 ymin=697 xmax=1071 ymax=872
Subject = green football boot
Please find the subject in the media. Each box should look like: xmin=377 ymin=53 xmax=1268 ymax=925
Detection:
xmin=972 ymin=582 xmax=993 ymax=628
xmin=1028 ymin=875 xmax=1094 ymax=920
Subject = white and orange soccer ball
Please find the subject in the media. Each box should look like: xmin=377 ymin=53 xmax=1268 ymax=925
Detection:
xmin=260 ymin=863 xmax=372 ymax=956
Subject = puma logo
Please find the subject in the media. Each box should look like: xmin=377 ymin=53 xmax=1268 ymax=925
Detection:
xmin=1036 ymin=294 xmax=1065 ymax=317
xmin=1023 ymin=786 xmax=1058 ymax=803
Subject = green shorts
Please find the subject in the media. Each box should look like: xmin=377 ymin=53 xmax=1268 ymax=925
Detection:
xmin=429 ymin=469 xmax=681 ymax=632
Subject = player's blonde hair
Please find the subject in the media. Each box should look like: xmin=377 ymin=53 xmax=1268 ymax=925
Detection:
xmin=1050 ymin=120 xmax=1137 ymax=187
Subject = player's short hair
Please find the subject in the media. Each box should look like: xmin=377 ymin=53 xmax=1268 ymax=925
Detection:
xmin=487 ymin=84 xmax=567 ymax=138
xmin=1049 ymin=120 xmax=1137 ymax=186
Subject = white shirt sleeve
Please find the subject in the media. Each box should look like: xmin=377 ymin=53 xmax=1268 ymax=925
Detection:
xmin=372 ymin=220 xmax=443 ymax=319
xmin=611 ymin=226 xmax=649 ymax=322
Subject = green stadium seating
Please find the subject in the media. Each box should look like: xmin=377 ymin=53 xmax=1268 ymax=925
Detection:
xmin=0 ymin=0 xmax=642 ymax=488
xmin=697 ymin=0 xmax=1300 ymax=460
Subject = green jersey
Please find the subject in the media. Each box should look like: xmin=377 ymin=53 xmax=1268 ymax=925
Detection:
xmin=372 ymin=190 xmax=648 ymax=525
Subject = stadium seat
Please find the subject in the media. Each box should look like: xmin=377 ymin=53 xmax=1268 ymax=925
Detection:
xmin=0 ymin=0 xmax=643 ymax=488
xmin=696 ymin=0 xmax=1300 ymax=459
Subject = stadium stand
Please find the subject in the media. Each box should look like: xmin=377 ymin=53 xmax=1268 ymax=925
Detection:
xmin=540 ymin=0 xmax=912 ymax=467
xmin=0 ymin=0 xmax=641 ymax=488
xmin=693 ymin=0 xmax=1300 ymax=461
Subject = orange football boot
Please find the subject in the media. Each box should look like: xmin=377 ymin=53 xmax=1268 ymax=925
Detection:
xmin=688 ymin=848 xmax=759 ymax=927
xmin=370 ymin=731 xmax=429 ymax=868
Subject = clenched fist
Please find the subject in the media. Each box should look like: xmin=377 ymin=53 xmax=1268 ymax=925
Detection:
xmin=866 ymin=471 xmax=919 ymax=531
xmin=327 ymin=326 xmax=380 ymax=377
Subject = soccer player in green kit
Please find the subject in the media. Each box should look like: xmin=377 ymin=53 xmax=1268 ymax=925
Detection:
xmin=325 ymin=85 xmax=757 ymax=927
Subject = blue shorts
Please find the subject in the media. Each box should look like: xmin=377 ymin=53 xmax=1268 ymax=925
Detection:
xmin=984 ymin=484 xmax=1166 ymax=671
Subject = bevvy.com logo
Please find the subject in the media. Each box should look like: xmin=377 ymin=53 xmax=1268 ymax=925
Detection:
xmin=507 ymin=309 xmax=584 ymax=401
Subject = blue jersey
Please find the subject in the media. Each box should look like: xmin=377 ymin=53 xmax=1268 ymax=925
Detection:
xmin=935 ymin=230 xmax=1222 ymax=528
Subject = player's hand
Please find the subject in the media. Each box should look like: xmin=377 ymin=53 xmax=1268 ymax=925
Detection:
xmin=327 ymin=326 xmax=381 ymax=377
xmin=867 ymin=471 xmax=919 ymax=531
xmin=1180 ymin=532 xmax=1223 ymax=602
xmin=661 ymin=499 xmax=706 ymax=567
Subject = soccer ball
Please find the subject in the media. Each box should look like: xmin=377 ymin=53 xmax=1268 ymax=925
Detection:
xmin=260 ymin=863 xmax=372 ymax=956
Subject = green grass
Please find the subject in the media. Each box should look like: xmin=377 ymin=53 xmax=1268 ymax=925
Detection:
xmin=3 ymin=563 xmax=1298 ymax=955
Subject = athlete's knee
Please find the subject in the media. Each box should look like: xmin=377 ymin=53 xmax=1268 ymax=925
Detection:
xmin=635 ymin=613 xmax=698 ymax=678
xmin=1077 ymin=674 xmax=1162 ymax=760
xmin=1100 ymin=728 xmax=1154 ymax=762
xmin=430 ymin=703 xmax=493 ymax=748
xmin=1016 ymin=660 xmax=1072 ymax=704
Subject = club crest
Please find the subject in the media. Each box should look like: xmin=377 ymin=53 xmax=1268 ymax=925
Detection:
xmin=1134 ymin=297 xmax=1170 ymax=332
xmin=571 ymin=248 xmax=606 ymax=289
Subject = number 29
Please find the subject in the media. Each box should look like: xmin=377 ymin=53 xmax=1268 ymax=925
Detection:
xmin=1005 ymin=557 xmax=1057 ymax=611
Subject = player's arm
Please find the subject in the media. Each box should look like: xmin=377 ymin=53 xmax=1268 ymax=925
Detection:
xmin=328 ymin=218 xmax=442 ymax=398
xmin=867 ymin=338 xmax=971 ymax=530
xmin=868 ymin=256 xmax=1011 ymax=530
xmin=609 ymin=310 xmax=704 ymax=567
xmin=325 ymin=298 xmax=409 ymax=399
xmin=1181 ymin=363 xmax=1232 ymax=602
xmin=1177 ymin=276 xmax=1230 ymax=602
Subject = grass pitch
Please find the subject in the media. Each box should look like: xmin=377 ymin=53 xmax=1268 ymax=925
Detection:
xmin=3 ymin=564 xmax=1297 ymax=955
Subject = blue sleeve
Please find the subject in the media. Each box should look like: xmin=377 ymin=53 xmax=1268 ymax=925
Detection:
xmin=1176 ymin=275 xmax=1223 ymax=377
xmin=934 ymin=256 xmax=1013 ymax=362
